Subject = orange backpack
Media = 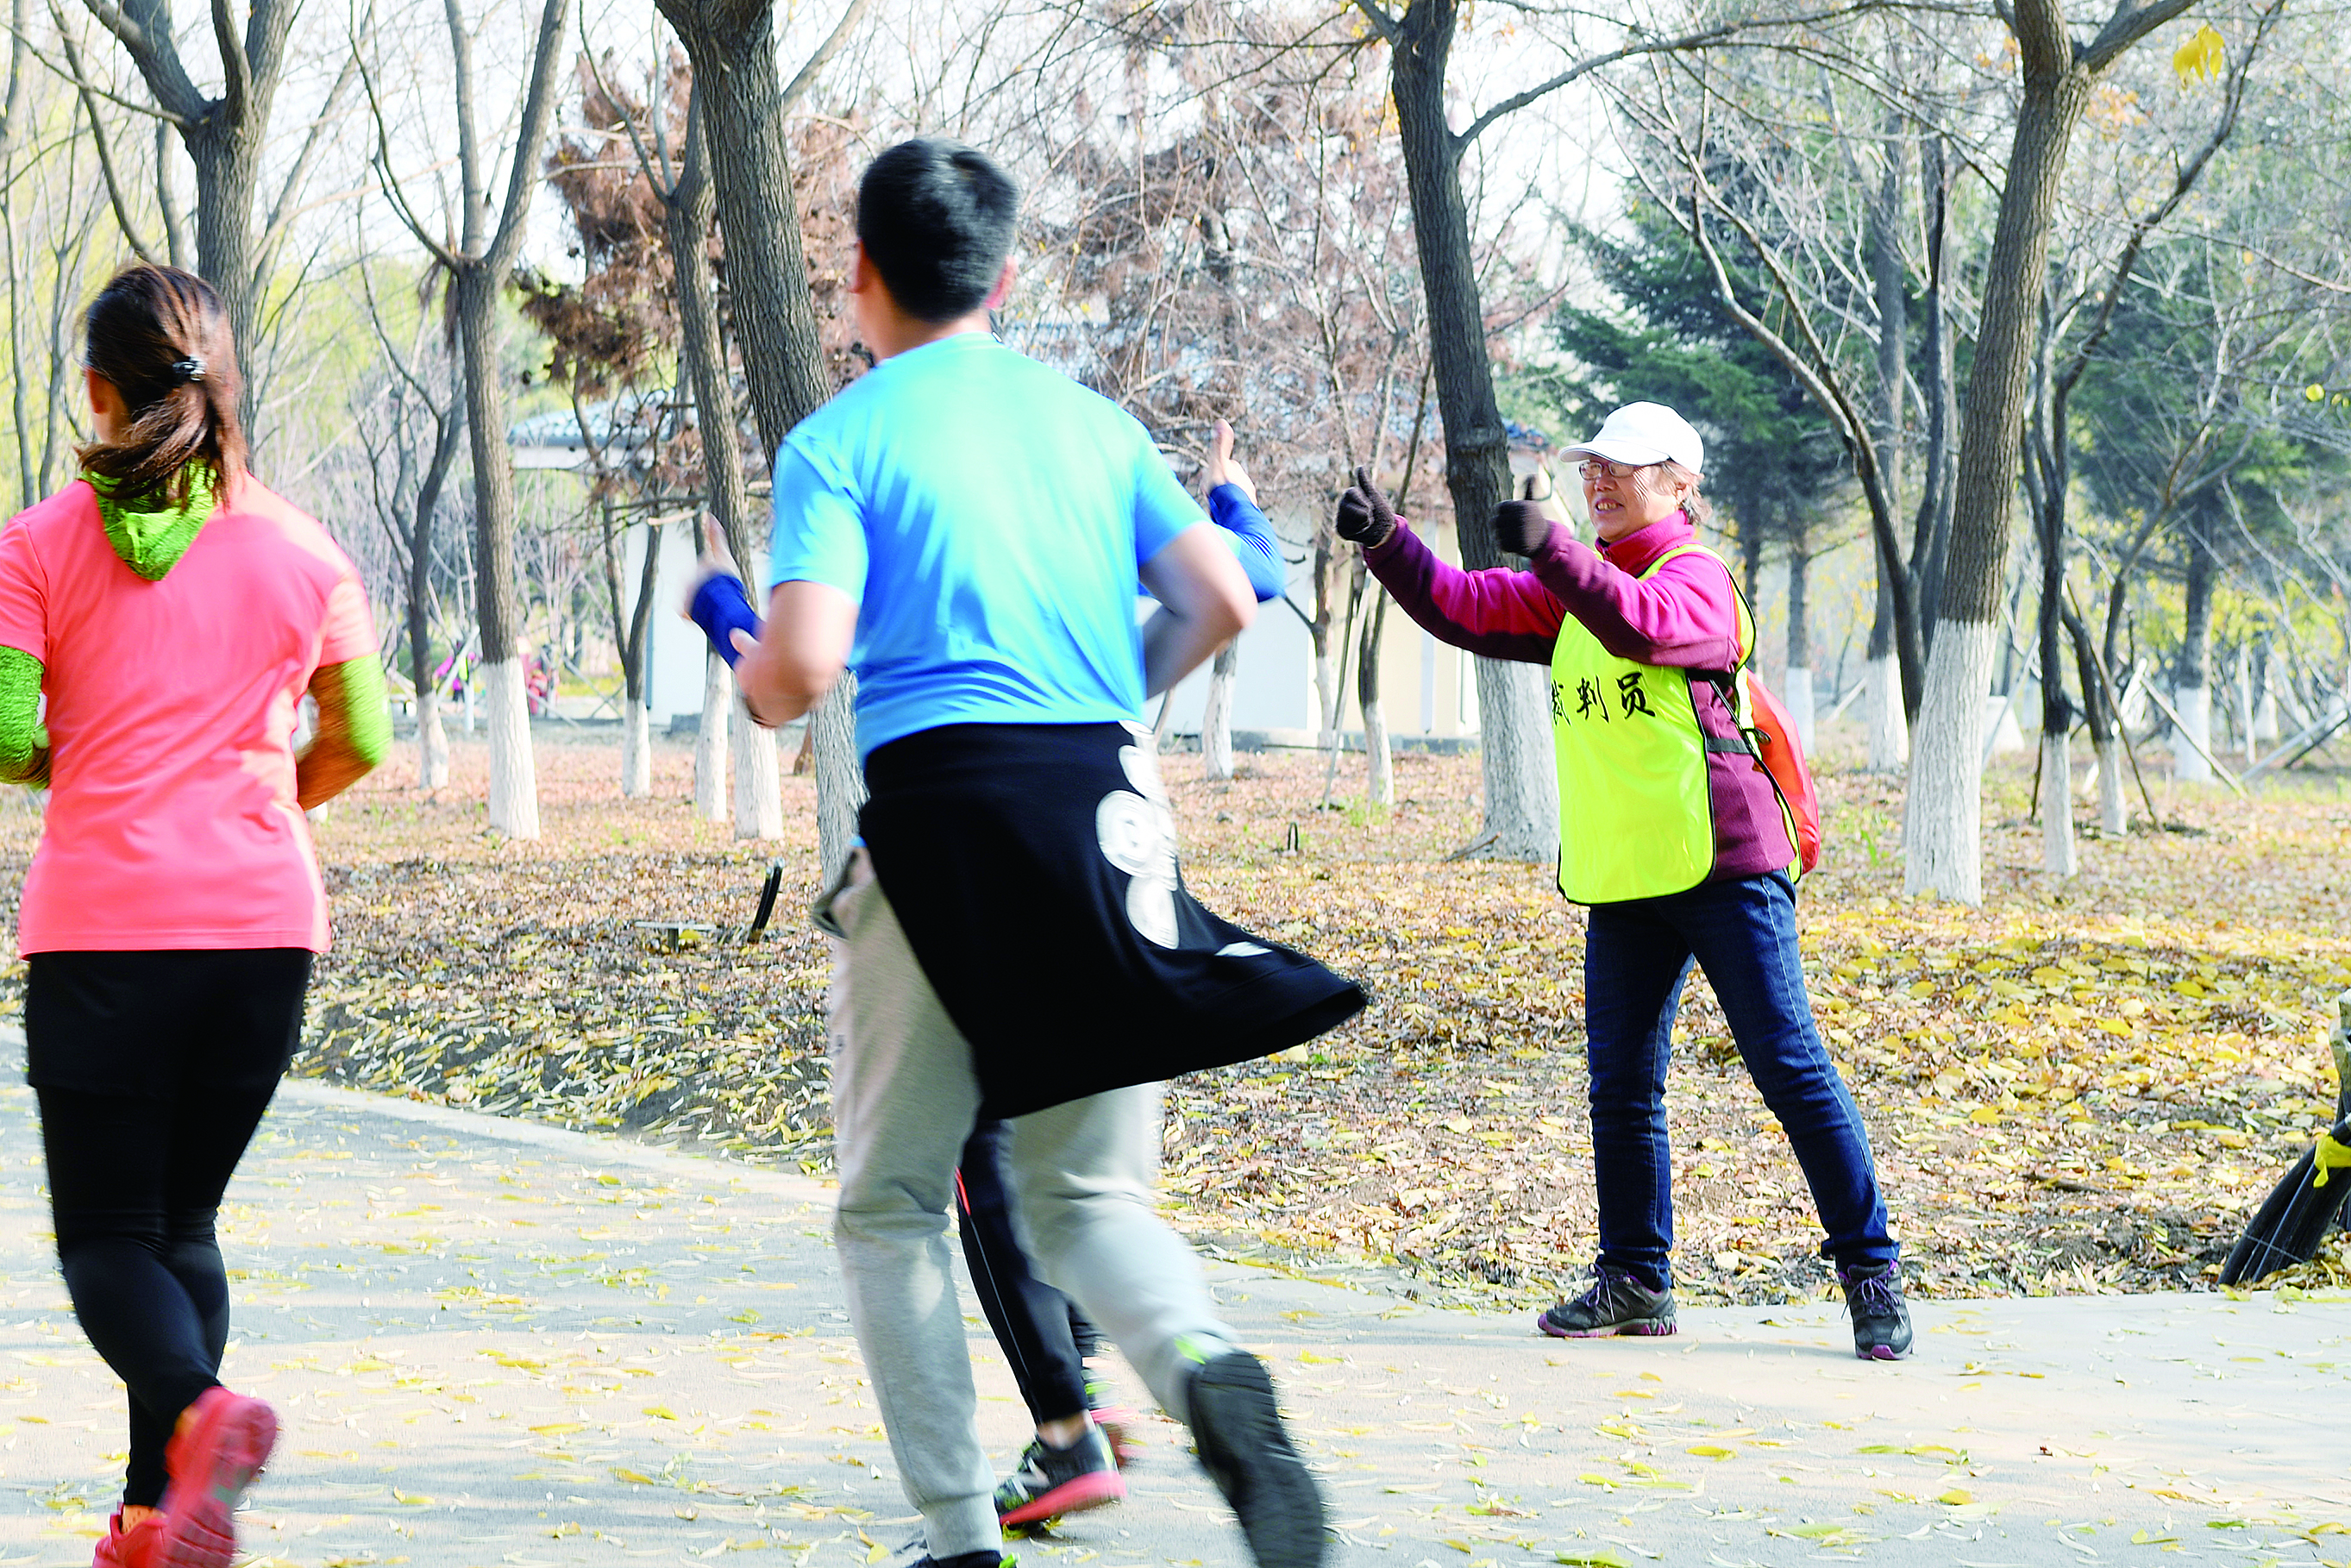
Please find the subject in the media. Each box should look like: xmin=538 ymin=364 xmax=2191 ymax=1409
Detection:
xmin=1739 ymin=674 xmax=1822 ymax=877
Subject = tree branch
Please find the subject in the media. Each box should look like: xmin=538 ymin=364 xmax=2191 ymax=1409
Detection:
xmin=778 ymin=0 xmax=870 ymax=118
xmin=78 ymin=0 xmax=204 ymax=120
xmin=484 ymin=0 xmax=569 ymax=272
xmin=1348 ymin=0 xmax=1400 ymax=47
xmin=2078 ymin=0 xmax=2197 ymax=73
xmin=1455 ymin=0 xmax=1891 ymax=154
xmin=53 ymin=0 xmax=159 ymax=260
xmin=2054 ymin=0 xmax=2277 ymax=400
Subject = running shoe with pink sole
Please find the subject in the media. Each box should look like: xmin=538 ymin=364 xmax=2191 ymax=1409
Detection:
xmin=91 ymin=1509 xmax=162 ymax=1568
xmin=994 ymin=1425 xmax=1126 ymax=1527
xmin=154 ymin=1386 xmax=277 ymax=1568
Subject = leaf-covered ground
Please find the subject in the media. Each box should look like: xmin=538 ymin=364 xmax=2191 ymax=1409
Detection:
xmin=6 ymin=724 xmax=2348 ymax=1310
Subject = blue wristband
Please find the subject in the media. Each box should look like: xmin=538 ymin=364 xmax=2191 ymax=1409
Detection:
xmin=690 ymin=574 xmax=758 ymax=667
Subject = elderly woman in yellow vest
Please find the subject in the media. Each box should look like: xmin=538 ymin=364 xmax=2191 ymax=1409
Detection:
xmin=1334 ymin=403 xmax=1909 ymax=1360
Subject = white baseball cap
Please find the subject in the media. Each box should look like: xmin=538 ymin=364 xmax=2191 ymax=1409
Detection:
xmin=1563 ymin=402 xmax=1704 ymax=476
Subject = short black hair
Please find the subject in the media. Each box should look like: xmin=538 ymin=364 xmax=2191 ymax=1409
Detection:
xmin=856 ymin=138 xmax=1019 ymax=323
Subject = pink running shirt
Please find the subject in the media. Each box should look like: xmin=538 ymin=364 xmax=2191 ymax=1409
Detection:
xmin=0 ymin=477 xmax=376 ymax=954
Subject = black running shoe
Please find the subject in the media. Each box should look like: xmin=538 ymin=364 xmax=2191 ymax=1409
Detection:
xmin=893 ymin=1551 xmax=1013 ymax=1568
xmin=1187 ymin=1348 xmax=1326 ymax=1568
xmin=994 ymin=1425 xmax=1125 ymax=1527
xmin=1839 ymin=1264 xmax=1913 ymax=1360
xmin=1536 ymin=1266 xmax=1677 ymax=1338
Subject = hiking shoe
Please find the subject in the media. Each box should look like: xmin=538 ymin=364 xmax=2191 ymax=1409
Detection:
xmin=1536 ymin=1267 xmax=1677 ymax=1338
xmin=994 ymin=1425 xmax=1125 ymax=1527
xmin=1840 ymin=1264 xmax=1913 ymax=1361
xmin=1188 ymin=1349 xmax=1326 ymax=1568
xmin=155 ymin=1386 xmax=276 ymax=1568
xmin=902 ymin=1555 xmax=1014 ymax=1568
xmin=1086 ymin=1375 xmax=1144 ymax=1466
xmin=92 ymin=1511 xmax=163 ymax=1568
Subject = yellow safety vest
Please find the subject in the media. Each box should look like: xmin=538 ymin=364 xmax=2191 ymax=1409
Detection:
xmin=1549 ymin=543 xmax=1758 ymax=905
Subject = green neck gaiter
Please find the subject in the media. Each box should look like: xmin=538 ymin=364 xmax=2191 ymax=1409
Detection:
xmin=88 ymin=468 xmax=218 ymax=581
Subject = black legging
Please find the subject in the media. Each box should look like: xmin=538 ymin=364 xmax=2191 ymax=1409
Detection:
xmin=27 ymin=949 xmax=310 ymax=1507
xmin=956 ymin=1119 xmax=1102 ymax=1426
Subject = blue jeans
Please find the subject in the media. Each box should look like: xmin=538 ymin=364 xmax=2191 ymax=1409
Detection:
xmin=1583 ymin=872 xmax=1894 ymax=1292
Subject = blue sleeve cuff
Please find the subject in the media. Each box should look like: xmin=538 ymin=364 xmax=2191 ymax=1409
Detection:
xmin=1208 ymin=483 xmax=1286 ymax=603
xmin=690 ymin=574 xmax=758 ymax=668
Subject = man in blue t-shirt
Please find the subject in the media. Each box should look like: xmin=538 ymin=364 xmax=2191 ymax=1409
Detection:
xmin=705 ymin=139 xmax=1353 ymax=1568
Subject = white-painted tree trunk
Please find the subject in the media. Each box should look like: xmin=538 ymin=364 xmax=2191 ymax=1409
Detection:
xmin=1865 ymin=655 xmax=1907 ymax=772
xmin=1469 ymin=659 xmax=1559 ymax=861
xmin=415 ymin=686 xmax=449 ymax=791
xmin=462 ymin=678 xmax=476 ymax=734
xmin=1903 ymin=620 xmax=1996 ymax=903
xmin=694 ymin=652 xmax=730 ymax=822
xmin=812 ymin=674 xmax=865 ymax=886
xmin=2097 ymin=737 xmax=2128 ymax=836
xmin=2238 ymin=653 xmax=2258 ymax=767
xmin=2041 ymin=727 xmax=2075 ymax=875
xmin=621 ymin=699 xmax=652 ymax=798
xmin=1202 ymin=641 xmax=1237 ymax=781
xmin=1364 ymin=693 xmax=1393 ymax=806
xmin=1313 ymin=643 xmax=1339 ymax=756
xmin=2255 ymin=686 xmax=2279 ymax=743
xmin=481 ymin=657 xmax=539 ymax=839
xmin=2172 ymin=684 xmax=2211 ymax=783
xmin=731 ymin=694 xmax=784 ymax=840
xmin=1784 ymin=666 xmax=1814 ymax=755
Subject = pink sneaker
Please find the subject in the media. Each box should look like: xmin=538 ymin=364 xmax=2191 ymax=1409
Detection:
xmin=91 ymin=1510 xmax=163 ymax=1568
xmin=155 ymin=1387 xmax=277 ymax=1568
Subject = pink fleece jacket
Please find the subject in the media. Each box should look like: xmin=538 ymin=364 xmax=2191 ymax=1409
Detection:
xmin=1363 ymin=511 xmax=1793 ymax=885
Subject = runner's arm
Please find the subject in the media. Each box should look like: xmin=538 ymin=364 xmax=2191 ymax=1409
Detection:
xmin=297 ymin=655 xmax=392 ymax=808
xmin=730 ymin=580 xmax=858 ymax=728
xmin=1138 ymin=523 xmax=1254 ymax=697
xmin=0 ymin=646 xmax=49 ymax=787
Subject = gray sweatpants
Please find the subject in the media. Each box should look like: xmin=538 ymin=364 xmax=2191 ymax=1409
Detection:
xmin=822 ymin=848 xmax=1241 ymax=1560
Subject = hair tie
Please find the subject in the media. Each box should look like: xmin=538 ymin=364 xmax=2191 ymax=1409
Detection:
xmin=171 ymin=356 xmax=205 ymax=385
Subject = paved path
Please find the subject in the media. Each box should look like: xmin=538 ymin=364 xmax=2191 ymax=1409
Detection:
xmin=5 ymin=1035 xmax=2351 ymax=1568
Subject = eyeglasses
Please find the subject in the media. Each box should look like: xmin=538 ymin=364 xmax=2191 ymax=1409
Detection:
xmin=1578 ymin=459 xmax=1652 ymax=481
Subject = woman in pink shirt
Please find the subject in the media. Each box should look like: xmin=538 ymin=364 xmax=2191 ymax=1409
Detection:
xmin=0 ymin=266 xmax=389 ymax=1568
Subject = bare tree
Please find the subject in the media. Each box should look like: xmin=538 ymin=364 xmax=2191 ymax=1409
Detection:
xmin=1906 ymin=0 xmax=2197 ymax=901
xmin=653 ymin=0 xmax=866 ymax=879
xmin=367 ymin=0 xmax=572 ymax=837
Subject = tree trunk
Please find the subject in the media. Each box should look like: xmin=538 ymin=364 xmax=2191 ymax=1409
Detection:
xmin=2041 ymin=724 xmax=2076 ymax=875
xmin=656 ymin=0 xmax=858 ymax=875
xmin=1361 ymin=592 xmax=1393 ymax=806
xmin=622 ymin=699 xmax=652 ymax=798
xmin=1909 ymin=134 xmax=1958 ymax=661
xmin=405 ymin=536 xmax=447 ymax=791
xmin=812 ymin=688 xmax=861 ymax=883
xmin=2174 ymin=527 xmax=2214 ymax=783
xmin=1904 ymin=620 xmax=1997 ymax=900
xmin=665 ymin=96 xmax=782 ymax=841
xmin=696 ymin=650 xmax=730 ymax=822
xmin=2065 ymin=606 xmax=2124 ymax=837
xmin=1784 ymin=515 xmax=1812 ymax=753
xmin=615 ymin=515 xmax=661 ymax=799
xmin=1865 ymin=574 xmax=1907 ymax=770
xmin=454 ymin=262 xmax=538 ymax=838
xmin=416 ymin=686 xmax=449 ymax=791
xmin=1203 ymin=639 xmax=1238 ymax=781
xmin=1387 ymin=0 xmax=1554 ymax=862
xmin=2254 ymin=638 xmax=2279 ymax=742
xmin=480 ymin=659 xmax=535 ymax=836
xmin=1905 ymin=56 xmax=2093 ymax=903
xmin=731 ymin=696 xmax=784 ymax=838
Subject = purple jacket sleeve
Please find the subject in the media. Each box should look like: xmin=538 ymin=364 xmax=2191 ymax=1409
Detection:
xmin=1522 ymin=524 xmax=1743 ymax=670
xmin=1359 ymin=522 xmax=1561 ymax=666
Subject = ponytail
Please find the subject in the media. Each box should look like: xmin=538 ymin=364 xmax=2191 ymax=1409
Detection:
xmin=76 ymin=265 xmax=246 ymax=510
